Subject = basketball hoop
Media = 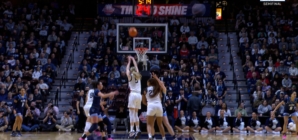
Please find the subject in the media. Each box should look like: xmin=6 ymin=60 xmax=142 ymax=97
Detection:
xmin=135 ymin=47 xmax=148 ymax=63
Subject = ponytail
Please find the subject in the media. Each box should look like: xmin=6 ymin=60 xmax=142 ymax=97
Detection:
xmin=132 ymin=71 xmax=142 ymax=80
xmin=130 ymin=67 xmax=142 ymax=80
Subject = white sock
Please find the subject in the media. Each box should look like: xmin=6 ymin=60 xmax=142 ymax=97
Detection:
xmin=148 ymin=134 xmax=152 ymax=138
xmin=84 ymin=122 xmax=92 ymax=132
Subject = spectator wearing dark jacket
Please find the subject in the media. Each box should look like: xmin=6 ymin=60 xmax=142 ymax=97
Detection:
xmin=187 ymin=92 xmax=201 ymax=116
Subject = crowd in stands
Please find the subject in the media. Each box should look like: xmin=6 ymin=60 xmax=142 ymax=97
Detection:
xmin=235 ymin=3 xmax=298 ymax=117
xmin=0 ymin=1 xmax=75 ymax=132
xmin=74 ymin=12 xmax=243 ymax=131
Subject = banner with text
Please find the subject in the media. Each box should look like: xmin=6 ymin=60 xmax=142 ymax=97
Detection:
xmin=98 ymin=4 xmax=210 ymax=17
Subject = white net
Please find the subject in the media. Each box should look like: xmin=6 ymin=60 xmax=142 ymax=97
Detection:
xmin=135 ymin=48 xmax=148 ymax=63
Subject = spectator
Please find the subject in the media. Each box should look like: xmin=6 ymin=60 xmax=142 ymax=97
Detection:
xmin=113 ymin=105 xmax=128 ymax=133
xmin=76 ymin=90 xmax=86 ymax=133
xmin=40 ymin=110 xmax=57 ymax=131
xmin=265 ymin=113 xmax=282 ymax=134
xmin=188 ymin=111 xmax=201 ymax=133
xmin=0 ymin=110 xmax=8 ymax=132
xmin=215 ymin=110 xmax=231 ymax=133
xmin=232 ymin=112 xmax=246 ymax=133
xmin=188 ymin=32 xmax=198 ymax=45
xmin=282 ymin=74 xmax=292 ymax=90
xmin=150 ymin=56 xmax=160 ymax=70
xmin=22 ymin=107 xmax=39 ymax=132
xmin=246 ymin=112 xmax=263 ymax=134
xmin=174 ymin=110 xmax=189 ymax=132
xmin=257 ymin=100 xmax=272 ymax=116
xmin=201 ymin=112 xmax=215 ymax=133
xmin=55 ymin=112 xmax=74 ymax=132
xmin=187 ymin=92 xmax=201 ymax=116
xmin=217 ymin=103 xmax=231 ymax=117
xmin=44 ymin=103 xmax=59 ymax=117
xmin=234 ymin=103 xmax=247 ymax=116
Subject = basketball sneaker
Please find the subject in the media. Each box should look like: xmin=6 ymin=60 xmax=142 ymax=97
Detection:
xmin=10 ymin=131 xmax=17 ymax=137
xmin=16 ymin=131 xmax=22 ymax=137
xmin=282 ymin=134 xmax=286 ymax=140
xmin=128 ymin=131 xmax=135 ymax=138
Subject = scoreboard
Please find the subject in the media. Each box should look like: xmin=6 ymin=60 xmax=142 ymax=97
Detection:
xmin=135 ymin=0 xmax=152 ymax=16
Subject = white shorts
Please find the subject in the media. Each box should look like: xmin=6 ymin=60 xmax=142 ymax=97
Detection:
xmin=84 ymin=105 xmax=91 ymax=117
xmin=128 ymin=92 xmax=142 ymax=109
xmin=147 ymin=102 xmax=163 ymax=117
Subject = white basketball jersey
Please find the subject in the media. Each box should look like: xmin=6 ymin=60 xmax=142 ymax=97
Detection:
xmin=85 ymin=89 xmax=94 ymax=106
xmin=146 ymin=86 xmax=161 ymax=103
xmin=129 ymin=75 xmax=141 ymax=92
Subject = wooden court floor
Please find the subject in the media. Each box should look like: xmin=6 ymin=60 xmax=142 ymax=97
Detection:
xmin=0 ymin=132 xmax=298 ymax=140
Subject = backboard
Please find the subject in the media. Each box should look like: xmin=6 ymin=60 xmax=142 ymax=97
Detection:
xmin=116 ymin=23 xmax=168 ymax=54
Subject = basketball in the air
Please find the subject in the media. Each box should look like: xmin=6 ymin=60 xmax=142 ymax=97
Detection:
xmin=128 ymin=27 xmax=138 ymax=37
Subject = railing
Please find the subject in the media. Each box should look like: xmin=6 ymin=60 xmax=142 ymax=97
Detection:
xmin=226 ymin=32 xmax=240 ymax=104
xmin=54 ymin=34 xmax=79 ymax=106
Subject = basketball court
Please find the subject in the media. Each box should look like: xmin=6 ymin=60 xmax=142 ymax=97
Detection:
xmin=1 ymin=132 xmax=298 ymax=140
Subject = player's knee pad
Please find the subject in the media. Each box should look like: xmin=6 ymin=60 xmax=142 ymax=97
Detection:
xmin=88 ymin=123 xmax=98 ymax=133
xmin=103 ymin=117 xmax=111 ymax=125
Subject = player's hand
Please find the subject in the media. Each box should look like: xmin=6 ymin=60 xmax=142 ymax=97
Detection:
xmin=77 ymin=110 xmax=80 ymax=115
xmin=112 ymin=91 xmax=119 ymax=96
xmin=152 ymin=72 xmax=158 ymax=79
xmin=13 ymin=110 xmax=16 ymax=114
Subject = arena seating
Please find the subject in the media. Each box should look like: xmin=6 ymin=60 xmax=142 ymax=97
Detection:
xmin=236 ymin=3 xmax=298 ymax=116
xmin=0 ymin=1 xmax=74 ymax=131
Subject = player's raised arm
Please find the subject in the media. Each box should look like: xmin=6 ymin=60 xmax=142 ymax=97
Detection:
xmin=130 ymin=56 xmax=139 ymax=73
xmin=152 ymin=73 xmax=166 ymax=94
xmin=126 ymin=57 xmax=132 ymax=80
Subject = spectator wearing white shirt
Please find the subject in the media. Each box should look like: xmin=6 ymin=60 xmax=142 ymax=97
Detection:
xmin=282 ymin=74 xmax=292 ymax=89
xmin=32 ymin=66 xmax=42 ymax=81
xmin=38 ymin=79 xmax=49 ymax=95
xmin=39 ymin=26 xmax=48 ymax=38
xmin=239 ymin=34 xmax=249 ymax=44
xmin=180 ymin=23 xmax=190 ymax=34
xmin=188 ymin=32 xmax=198 ymax=45
xmin=197 ymin=37 xmax=209 ymax=49
xmin=87 ymin=39 xmax=97 ymax=49
xmin=289 ymin=63 xmax=298 ymax=76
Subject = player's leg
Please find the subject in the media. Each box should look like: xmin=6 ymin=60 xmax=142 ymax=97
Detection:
xmin=103 ymin=116 xmax=112 ymax=139
xmin=128 ymin=93 xmax=136 ymax=135
xmin=282 ymin=115 xmax=289 ymax=140
xmin=162 ymin=113 xmax=175 ymax=137
xmin=156 ymin=106 xmax=165 ymax=140
xmin=151 ymin=117 xmax=156 ymax=139
xmin=17 ymin=113 xmax=23 ymax=136
xmin=134 ymin=95 xmax=141 ymax=133
xmin=147 ymin=116 xmax=155 ymax=140
xmin=80 ymin=108 xmax=99 ymax=140
xmin=291 ymin=115 xmax=298 ymax=135
xmin=11 ymin=110 xmax=19 ymax=136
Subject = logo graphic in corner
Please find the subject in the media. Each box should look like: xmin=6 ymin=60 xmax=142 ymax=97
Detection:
xmin=102 ymin=4 xmax=115 ymax=15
